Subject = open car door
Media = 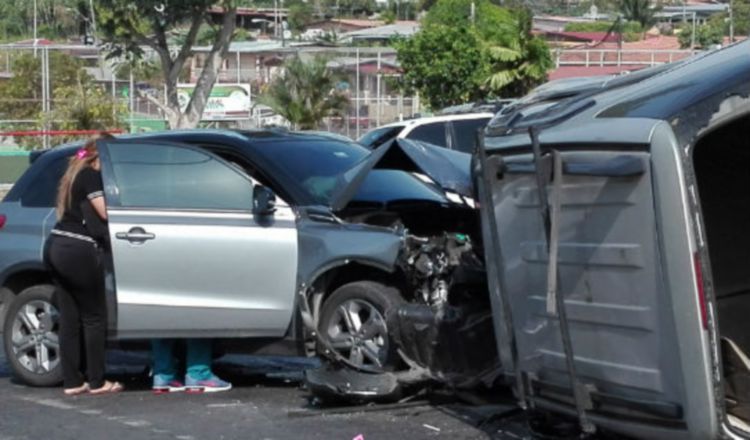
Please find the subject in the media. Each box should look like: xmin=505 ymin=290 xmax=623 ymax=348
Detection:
xmin=96 ymin=138 xmax=298 ymax=339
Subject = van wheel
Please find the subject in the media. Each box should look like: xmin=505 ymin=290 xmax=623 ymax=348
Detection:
xmin=317 ymin=281 xmax=404 ymax=373
xmin=2 ymin=284 xmax=63 ymax=386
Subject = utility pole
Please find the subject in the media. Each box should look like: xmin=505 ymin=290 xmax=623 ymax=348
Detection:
xmin=89 ymin=0 xmax=98 ymax=43
xmin=691 ymin=11 xmax=696 ymax=50
xmin=729 ymin=0 xmax=735 ymax=42
xmin=33 ymin=0 xmax=38 ymax=56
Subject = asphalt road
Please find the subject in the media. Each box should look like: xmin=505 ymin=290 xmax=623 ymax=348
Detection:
xmin=0 ymin=338 xmax=534 ymax=440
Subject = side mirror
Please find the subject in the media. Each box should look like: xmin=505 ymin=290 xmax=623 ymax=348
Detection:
xmin=253 ymin=185 xmax=277 ymax=216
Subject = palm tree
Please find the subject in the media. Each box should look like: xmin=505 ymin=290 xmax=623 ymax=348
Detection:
xmin=619 ymin=0 xmax=659 ymax=32
xmin=260 ymin=55 xmax=349 ymax=130
xmin=485 ymin=8 xmax=553 ymax=97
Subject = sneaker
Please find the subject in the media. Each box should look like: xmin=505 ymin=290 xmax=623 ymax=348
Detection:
xmin=184 ymin=374 xmax=232 ymax=393
xmin=152 ymin=375 xmax=185 ymax=394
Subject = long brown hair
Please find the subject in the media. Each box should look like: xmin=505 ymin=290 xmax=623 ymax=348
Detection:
xmin=55 ymin=138 xmax=101 ymax=220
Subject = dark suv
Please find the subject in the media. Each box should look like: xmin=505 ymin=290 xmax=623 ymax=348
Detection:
xmin=0 ymin=129 xmax=498 ymax=398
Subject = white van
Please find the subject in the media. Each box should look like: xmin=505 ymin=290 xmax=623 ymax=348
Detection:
xmin=477 ymin=41 xmax=750 ymax=439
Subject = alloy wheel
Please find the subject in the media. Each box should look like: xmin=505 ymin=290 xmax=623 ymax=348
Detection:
xmin=10 ymin=300 xmax=60 ymax=375
xmin=324 ymin=299 xmax=389 ymax=371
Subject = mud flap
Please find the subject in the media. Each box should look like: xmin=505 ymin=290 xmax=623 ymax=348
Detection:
xmin=305 ymin=366 xmax=403 ymax=403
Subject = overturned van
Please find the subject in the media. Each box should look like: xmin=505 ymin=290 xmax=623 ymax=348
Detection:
xmin=476 ymin=41 xmax=750 ymax=438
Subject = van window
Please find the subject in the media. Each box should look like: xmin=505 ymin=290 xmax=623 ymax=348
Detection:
xmin=452 ymin=118 xmax=491 ymax=153
xmin=358 ymin=125 xmax=404 ymax=149
xmin=407 ymin=122 xmax=448 ymax=148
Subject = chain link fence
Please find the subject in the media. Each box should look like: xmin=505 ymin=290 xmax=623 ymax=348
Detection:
xmin=0 ymin=43 xmax=423 ymax=156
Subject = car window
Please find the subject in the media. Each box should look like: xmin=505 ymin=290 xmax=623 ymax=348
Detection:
xmin=107 ymin=143 xmax=254 ymax=211
xmin=452 ymin=118 xmax=491 ymax=153
xmin=358 ymin=125 xmax=404 ymax=149
xmin=20 ymin=156 xmax=68 ymax=207
xmin=407 ymin=122 xmax=447 ymax=148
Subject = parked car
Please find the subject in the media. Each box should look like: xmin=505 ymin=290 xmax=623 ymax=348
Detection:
xmin=476 ymin=41 xmax=750 ymax=439
xmin=357 ymin=113 xmax=494 ymax=153
xmin=0 ymin=130 xmax=498 ymax=397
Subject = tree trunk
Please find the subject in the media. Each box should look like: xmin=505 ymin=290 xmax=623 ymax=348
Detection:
xmin=177 ymin=6 xmax=238 ymax=129
xmin=149 ymin=5 xmax=237 ymax=130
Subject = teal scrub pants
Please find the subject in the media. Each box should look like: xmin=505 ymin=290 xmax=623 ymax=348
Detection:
xmin=151 ymin=339 xmax=213 ymax=381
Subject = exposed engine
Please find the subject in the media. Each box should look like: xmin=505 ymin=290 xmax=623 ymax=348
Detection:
xmin=400 ymin=232 xmax=483 ymax=308
xmin=392 ymin=231 xmax=500 ymax=388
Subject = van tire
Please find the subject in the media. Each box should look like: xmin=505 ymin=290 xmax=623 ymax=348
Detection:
xmin=2 ymin=284 xmax=63 ymax=387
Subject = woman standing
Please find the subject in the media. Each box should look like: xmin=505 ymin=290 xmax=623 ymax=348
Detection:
xmin=44 ymin=139 xmax=122 ymax=395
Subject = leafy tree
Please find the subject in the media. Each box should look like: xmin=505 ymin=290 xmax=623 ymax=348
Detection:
xmin=385 ymin=0 xmax=417 ymax=21
xmin=97 ymin=0 xmax=238 ymax=129
xmin=288 ymin=2 xmax=315 ymax=33
xmin=321 ymin=0 xmax=377 ymax=16
xmin=0 ymin=52 xmax=123 ymax=149
xmin=735 ymin=0 xmax=750 ymax=36
xmin=259 ymin=56 xmax=349 ymax=130
xmin=0 ymin=0 xmax=83 ymax=41
xmin=424 ymin=0 xmax=517 ymax=43
xmin=618 ymin=0 xmax=658 ymax=31
xmin=396 ymin=0 xmax=552 ymax=107
xmin=677 ymin=15 xmax=724 ymax=48
xmin=44 ymin=81 xmax=125 ymax=145
xmin=380 ymin=9 xmax=397 ymax=24
xmin=394 ymin=26 xmax=490 ymax=109
xmin=0 ymin=52 xmax=87 ymax=124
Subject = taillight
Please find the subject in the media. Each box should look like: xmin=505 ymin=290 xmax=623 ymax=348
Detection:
xmin=694 ymin=252 xmax=708 ymax=330
xmin=0 ymin=214 xmax=6 ymax=229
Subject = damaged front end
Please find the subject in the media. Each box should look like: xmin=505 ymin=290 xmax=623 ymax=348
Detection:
xmin=305 ymin=139 xmax=500 ymax=402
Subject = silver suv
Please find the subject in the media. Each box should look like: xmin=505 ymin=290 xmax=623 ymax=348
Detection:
xmin=0 ymin=130 xmax=498 ymax=397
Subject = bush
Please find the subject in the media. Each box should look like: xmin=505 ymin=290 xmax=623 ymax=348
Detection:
xmin=564 ymin=20 xmax=642 ymax=34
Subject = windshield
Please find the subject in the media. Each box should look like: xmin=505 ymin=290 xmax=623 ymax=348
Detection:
xmin=358 ymin=125 xmax=404 ymax=149
xmin=250 ymin=138 xmax=370 ymax=205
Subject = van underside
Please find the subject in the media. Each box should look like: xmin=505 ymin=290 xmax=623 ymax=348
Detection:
xmin=693 ymin=112 xmax=750 ymax=433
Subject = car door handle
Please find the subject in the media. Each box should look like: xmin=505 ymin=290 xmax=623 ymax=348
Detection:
xmin=115 ymin=227 xmax=155 ymax=243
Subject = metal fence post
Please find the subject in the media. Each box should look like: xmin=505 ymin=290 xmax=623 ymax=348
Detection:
xmin=376 ymin=50 xmax=381 ymax=128
xmin=355 ymin=47 xmax=360 ymax=139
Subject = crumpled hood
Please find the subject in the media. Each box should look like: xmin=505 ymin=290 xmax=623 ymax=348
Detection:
xmin=329 ymin=138 xmax=472 ymax=212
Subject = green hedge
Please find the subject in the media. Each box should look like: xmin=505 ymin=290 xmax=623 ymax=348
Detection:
xmin=0 ymin=155 xmax=30 ymax=184
xmin=564 ymin=21 xmax=643 ymax=34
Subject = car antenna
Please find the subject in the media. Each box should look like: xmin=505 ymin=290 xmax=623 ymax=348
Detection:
xmin=529 ymin=126 xmax=596 ymax=436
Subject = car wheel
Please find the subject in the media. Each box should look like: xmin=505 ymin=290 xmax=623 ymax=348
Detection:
xmin=2 ymin=284 xmax=63 ymax=386
xmin=317 ymin=281 xmax=404 ymax=373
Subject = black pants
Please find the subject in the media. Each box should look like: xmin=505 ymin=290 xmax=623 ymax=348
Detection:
xmin=44 ymin=235 xmax=106 ymax=389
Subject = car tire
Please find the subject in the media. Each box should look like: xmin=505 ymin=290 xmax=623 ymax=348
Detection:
xmin=317 ymin=281 xmax=404 ymax=373
xmin=2 ymin=284 xmax=63 ymax=387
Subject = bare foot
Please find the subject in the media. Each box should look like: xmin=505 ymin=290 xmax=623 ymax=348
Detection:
xmin=89 ymin=381 xmax=123 ymax=395
xmin=63 ymin=382 xmax=89 ymax=396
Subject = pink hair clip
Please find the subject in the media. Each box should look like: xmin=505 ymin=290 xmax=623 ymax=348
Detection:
xmin=76 ymin=148 xmax=89 ymax=160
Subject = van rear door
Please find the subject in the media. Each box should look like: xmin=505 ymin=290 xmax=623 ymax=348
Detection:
xmin=478 ymin=139 xmax=715 ymax=439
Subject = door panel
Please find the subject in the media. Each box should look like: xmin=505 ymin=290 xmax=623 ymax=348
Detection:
xmin=98 ymin=140 xmax=298 ymax=339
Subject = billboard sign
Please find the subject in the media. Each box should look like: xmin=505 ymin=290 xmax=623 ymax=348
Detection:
xmin=177 ymin=84 xmax=251 ymax=121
